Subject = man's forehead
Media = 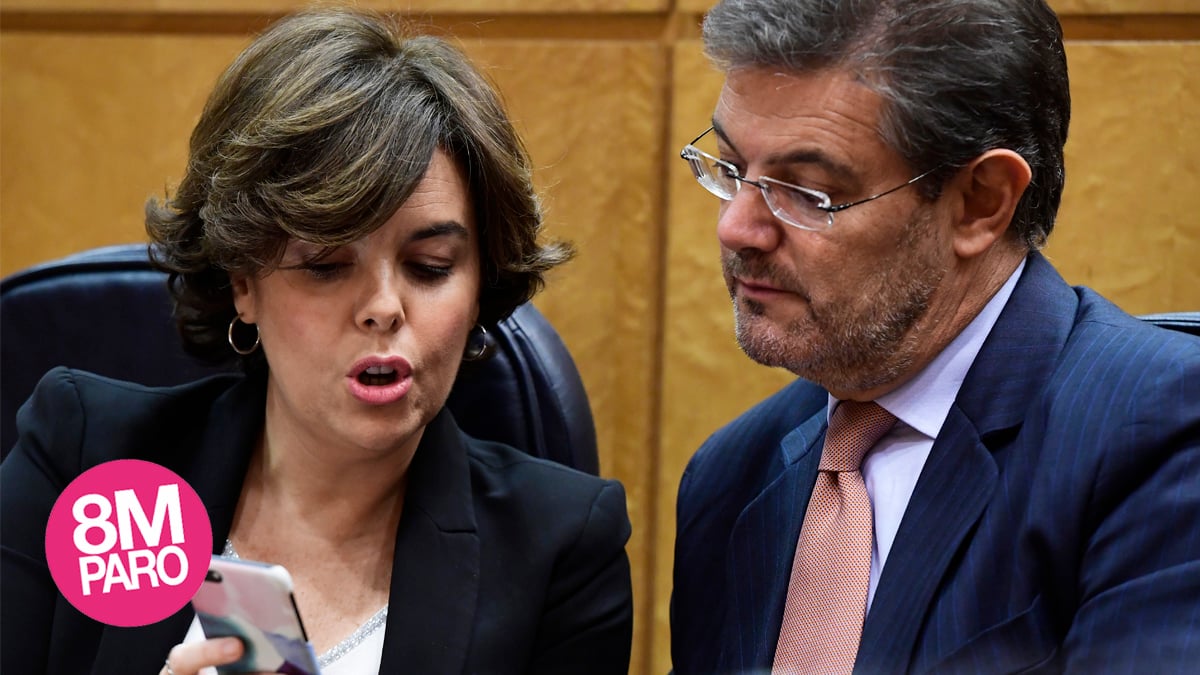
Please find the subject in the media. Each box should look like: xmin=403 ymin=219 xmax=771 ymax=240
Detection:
xmin=716 ymin=66 xmax=879 ymax=113
xmin=714 ymin=69 xmax=883 ymax=141
xmin=709 ymin=68 xmax=901 ymax=186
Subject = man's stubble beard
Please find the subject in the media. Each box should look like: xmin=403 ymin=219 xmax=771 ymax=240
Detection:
xmin=726 ymin=211 xmax=945 ymax=395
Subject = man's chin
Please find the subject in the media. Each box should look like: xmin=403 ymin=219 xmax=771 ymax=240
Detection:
xmin=737 ymin=342 xmax=789 ymax=370
xmin=734 ymin=290 xmax=772 ymax=318
xmin=733 ymin=313 xmax=806 ymax=370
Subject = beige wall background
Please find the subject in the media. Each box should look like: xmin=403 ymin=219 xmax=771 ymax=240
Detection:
xmin=3 ymin=1 xmax=1197 ymax=673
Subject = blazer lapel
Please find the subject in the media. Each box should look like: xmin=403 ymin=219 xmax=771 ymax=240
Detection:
xmin=722 ymin=408 xmax=827 ymax=673
xmin=183 ymin=371 xmax=268 ymax=550
xmin=379 ymin=409 xmax=480 ymax=674
xmin=91 ymin=372 xmax=266 ymax=673
xmin=857 ymin=252 xmax=1080 ymax=673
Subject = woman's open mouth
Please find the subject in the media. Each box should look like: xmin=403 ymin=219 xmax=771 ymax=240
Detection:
xmin=357 ymin=365 xmax=400 ymax=386
xmin=347 ymin=357 xmax=413 ymax=405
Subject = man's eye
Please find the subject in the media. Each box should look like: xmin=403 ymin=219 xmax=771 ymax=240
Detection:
xmin=715 ymin=161 xmax=740 ymax=179
xmin=789 ymin=186 xmax=828 ymax=206
xmin=769 ymin=183 xmax=822 ymax=208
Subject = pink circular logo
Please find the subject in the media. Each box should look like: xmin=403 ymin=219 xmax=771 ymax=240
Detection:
xmin=44 ymin=459 xmax=212 ymax=627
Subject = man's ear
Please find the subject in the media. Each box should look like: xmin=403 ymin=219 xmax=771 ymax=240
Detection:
xmin=951 ymin=149 xmax=1032 ymax=259
xmin=229 ymin=273 xmax=257 ymax=323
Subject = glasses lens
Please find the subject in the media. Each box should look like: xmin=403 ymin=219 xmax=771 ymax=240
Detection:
xmin=761 ymin=180 xmax=833 ymax=231
xmin=684 ymin=147 xmax=737 ymax=200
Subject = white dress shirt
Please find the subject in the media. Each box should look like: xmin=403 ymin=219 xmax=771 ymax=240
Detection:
xmin=829 ymin=259 xmax=1026 ymax=613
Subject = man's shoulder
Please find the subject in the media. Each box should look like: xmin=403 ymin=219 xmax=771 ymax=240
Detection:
xmin=1057 ymin=289 xmax=1200 ymax=392
xmin=698 ymin=378 xmax=825 ymax=460
xmin=1009 ymin=288 xmax=1200 ymax=465
xmin=1070 ymin=289 xmax=1199 ymax=357
xmin=678 ymin=378 xmax=825 ymax=511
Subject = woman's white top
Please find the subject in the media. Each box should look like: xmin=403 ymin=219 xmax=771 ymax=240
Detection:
xmin=182 ymin=541 xmax=387 ymax=674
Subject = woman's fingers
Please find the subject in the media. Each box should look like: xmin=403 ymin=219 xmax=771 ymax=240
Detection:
xmin=161 ymin=637 xmax=244 ymax=675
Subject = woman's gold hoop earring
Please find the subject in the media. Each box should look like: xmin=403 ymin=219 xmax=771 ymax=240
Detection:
xmin=227 ymin=316 xmax=261 ymax=356
xmin=462 ymin=324 xmax=495 ymax=362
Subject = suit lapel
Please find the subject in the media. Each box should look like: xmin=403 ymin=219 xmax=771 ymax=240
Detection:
xmin=858 ymin=253 xmax=1080 ymax=673
xmin=855 ymin=406 xmax=997 ymax=674
xmin=723 ymin=408 xmax=828 ymax=673
xmin=379 ymin=409 xmax=480 ymax=674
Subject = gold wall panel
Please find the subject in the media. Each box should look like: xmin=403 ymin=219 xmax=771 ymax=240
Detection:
xmin=682 ymin=0 xmax=1200 ymax=14
xmin=465 ymin=40 xmax=668 ymax=674
xmin=0 ymin=0 xmax=669 ymax=12
xmin=0 ymin=33 xmax=251 ymax=275
xmin=1047 ymin=42 xmax=1200 ymax=313
xmin=677 ymin=0 xmax=714 ymax=12
xmin=681 ymin=0 xmax=1200 ymax=15
xmin=1051 ymin=0 xmax=1200 ymax=13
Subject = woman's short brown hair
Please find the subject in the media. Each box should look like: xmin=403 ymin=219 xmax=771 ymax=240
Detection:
xmin=147 ymin=8 xmax=571 ymax=365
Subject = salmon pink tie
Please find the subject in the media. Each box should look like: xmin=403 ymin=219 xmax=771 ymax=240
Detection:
xmin=773 ymin=400 xmax=897 ymax=674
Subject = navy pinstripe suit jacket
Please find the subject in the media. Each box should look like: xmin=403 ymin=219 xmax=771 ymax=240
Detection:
xmin=671 ymin=252 xmax=1200 ymax=674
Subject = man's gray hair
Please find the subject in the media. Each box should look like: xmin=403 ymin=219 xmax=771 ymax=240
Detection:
xmin=703 ymin=0 xmax=1069 ymax=249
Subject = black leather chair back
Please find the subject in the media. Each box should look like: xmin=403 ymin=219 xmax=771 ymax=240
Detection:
xmin=1 ymin=245 xmax=599 ymax=474
xmin=1139 ymin=312 xmax=1200 ymax=337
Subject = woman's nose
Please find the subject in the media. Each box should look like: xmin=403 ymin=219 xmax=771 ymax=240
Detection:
xmin=357 ymin=266 xmax=405 ymax=332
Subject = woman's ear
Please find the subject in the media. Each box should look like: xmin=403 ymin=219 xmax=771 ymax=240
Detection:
xmin=230 ymin=273 xmax=257 ymax=323
xmin=952 ymin=149 xmax=1032 ymax=259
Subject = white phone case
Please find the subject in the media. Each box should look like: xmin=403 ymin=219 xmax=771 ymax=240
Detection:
xmin=191 ymin=555 xmax=322 ymax=675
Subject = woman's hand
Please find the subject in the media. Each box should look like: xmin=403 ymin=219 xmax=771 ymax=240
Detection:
xmin=160 ymin=637 xmax=244 ymax=675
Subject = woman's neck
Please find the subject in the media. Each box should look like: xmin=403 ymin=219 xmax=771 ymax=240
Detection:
xmin=230 ymin=417 xmax=416 ymax=553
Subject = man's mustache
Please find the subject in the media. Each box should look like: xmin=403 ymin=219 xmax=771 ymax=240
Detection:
xmin=721 ymin=250 xmax=805 ymax=298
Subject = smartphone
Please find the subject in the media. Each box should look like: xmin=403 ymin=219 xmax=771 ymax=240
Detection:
xmin=191 ymin=556 xmax=322 ymax=675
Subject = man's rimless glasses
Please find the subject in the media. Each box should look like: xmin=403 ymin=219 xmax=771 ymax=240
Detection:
xmin=680 ymin=126 xmax=940 ymax=231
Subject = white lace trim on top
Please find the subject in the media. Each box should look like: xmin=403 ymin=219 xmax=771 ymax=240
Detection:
xmin=221 ymin=539 xmax=388 ymax=670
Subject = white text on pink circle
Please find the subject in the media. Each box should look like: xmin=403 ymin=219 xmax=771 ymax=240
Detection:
xmin=71 ymin=484 xmax=189 ymax=596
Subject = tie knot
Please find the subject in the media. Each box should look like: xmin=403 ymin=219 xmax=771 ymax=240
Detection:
xmin=820 ymin=400 xmax=897 ymax=472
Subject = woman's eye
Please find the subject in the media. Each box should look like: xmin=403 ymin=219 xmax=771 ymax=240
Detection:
xmin=300 ymin=262 xmax=348 ymax=280
xmin=409 ymin=263 xmax=453 ymax=280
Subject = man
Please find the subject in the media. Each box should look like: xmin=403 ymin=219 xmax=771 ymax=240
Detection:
xmin=670 ymin=1 xmax=1200 ymax=673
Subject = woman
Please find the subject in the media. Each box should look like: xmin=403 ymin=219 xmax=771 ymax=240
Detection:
xmin=0 ymin=9 xmax=632 ymax=674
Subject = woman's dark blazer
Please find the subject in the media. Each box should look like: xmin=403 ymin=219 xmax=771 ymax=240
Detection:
xmin=1 ymin=367 xmax=633 ymax=674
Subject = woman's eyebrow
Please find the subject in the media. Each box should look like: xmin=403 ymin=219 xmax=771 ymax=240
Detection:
xmin=409 ymin=221 xmax=470 ymax=243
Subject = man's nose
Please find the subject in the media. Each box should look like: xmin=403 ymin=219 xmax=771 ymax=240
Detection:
xmin=716 ymin=184 xmax=783 ymax=254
